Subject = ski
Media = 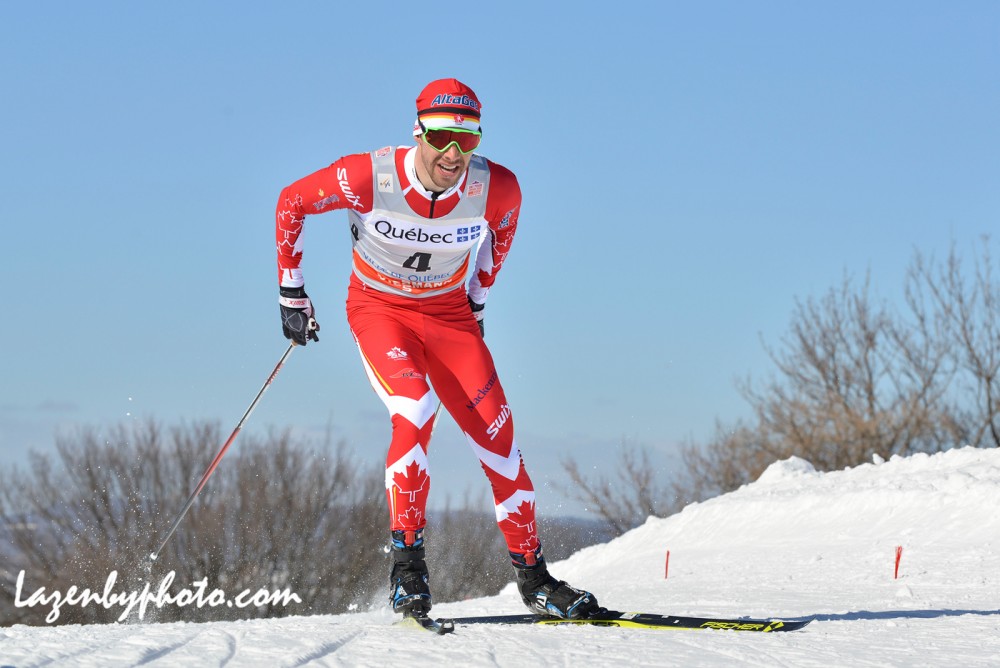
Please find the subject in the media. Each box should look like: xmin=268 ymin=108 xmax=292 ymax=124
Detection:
xmin=446 ymin=609 xmax=810 ymax=633
xmin=395 ymin=612 xmax=455 ymax=635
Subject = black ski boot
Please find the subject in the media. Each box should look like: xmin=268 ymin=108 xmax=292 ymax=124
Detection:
xmin=511 ymin=547 xmax=599 ymax=619
xmin=389 ymin=529 xmax=431 ymax=616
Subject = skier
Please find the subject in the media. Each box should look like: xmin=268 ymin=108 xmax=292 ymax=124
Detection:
xmin=274 ymin=78 xmax=599 ymax=620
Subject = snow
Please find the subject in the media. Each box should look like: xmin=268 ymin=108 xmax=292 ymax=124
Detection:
xmin=3 ymin=446 xmax=1000 ymax=667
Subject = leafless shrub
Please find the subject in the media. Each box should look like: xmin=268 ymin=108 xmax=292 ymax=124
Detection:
xmin=675 ymin=242 xmax=998 ymax=502
xmin=426 ymin=492 xmax=508 ymax=601
xmin=671 ymin=421 xmax=776 ymax=504
xmin=562 ymin=240 xmax=999 ymax=529
xmin=742 ymin=272 xmax=958 ymax=470
xmin=0 ymin=420 xmax=523 ymax=625
xmin=911 ymin=239 xmax=1000 ymax=447
xmin=558 ymin=440 xmax=679 ymax=535
xmin=0 ymin=422 xmax=384 ymax=624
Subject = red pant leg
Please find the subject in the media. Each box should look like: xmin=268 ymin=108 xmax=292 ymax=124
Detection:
xmin=346 ymin=279 xmax=540 ymax=558
xmin=347 ymin=288 xmax=437 ymax=534
xmin=419 ymin=294 xmax=540 ymax=558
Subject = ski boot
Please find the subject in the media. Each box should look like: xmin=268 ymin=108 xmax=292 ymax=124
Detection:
xmin=389 ymin=529 xmax=432 ymax=617
xmin=511 ymin=546 xmax=600 ymax=619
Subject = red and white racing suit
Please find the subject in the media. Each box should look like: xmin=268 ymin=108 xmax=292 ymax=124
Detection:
xmin=275 ymin=146 xmax=539 ymax=558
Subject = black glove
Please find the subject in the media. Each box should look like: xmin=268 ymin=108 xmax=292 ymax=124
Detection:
xmin=279 ymin=286 xmax=320 ymax=345
xmin=468 ymin=297 xmax=485 ymax=337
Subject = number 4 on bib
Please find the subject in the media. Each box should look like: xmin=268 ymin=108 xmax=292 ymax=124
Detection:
xmin=403 ymin=252 xmax=432 ymax=272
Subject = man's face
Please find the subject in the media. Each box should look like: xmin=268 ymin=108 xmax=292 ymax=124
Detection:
xmin=414 ymin=132 xmax=472 ymax=192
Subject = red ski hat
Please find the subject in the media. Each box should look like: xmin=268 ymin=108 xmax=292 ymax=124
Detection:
xmin=413 ymin=78 xmax=482 ymax=135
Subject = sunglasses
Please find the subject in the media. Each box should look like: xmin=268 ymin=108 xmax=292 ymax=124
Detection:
xmin=420 ymin=125 xmax=482 ymax=154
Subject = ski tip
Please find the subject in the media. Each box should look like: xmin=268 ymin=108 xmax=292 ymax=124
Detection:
xmin=767 ymin=619 xmax=812 ymax=632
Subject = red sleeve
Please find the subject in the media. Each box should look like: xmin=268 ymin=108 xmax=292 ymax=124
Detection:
xmin=468 ymin=160 xmax=521 ymax=303
xmin=275 ymin=152 xmax=373 ymax=287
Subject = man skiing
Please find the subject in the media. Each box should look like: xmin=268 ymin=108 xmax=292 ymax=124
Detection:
xmin=274 ymin=78 xmax=599 ymax=620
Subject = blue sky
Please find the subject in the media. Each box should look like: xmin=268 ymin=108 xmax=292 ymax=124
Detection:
xmin=1 ymin=2 xmax=997 ymax=517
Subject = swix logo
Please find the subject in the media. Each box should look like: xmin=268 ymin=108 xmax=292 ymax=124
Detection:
xmin=386 ymin=347 xmax=409 ymax=361
xmin=390 ymin=367 xmax=424 ymax=380
xmin=430 ymin=93 xmax=480 ymax=112
xmin=336 ymin=167 xmax=362 ymax=208
xmin=487 ymin=404 xmax=511 ymax=440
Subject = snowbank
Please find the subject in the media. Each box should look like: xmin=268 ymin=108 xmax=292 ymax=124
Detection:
xmin=3 ymin=447 xmax=999 ymax=667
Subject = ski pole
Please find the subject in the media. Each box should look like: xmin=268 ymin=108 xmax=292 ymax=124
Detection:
xmin=430 ymin=401 xmax=444 ymax=436
xmin=148 ymin=340 xmax=298 ymax=566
